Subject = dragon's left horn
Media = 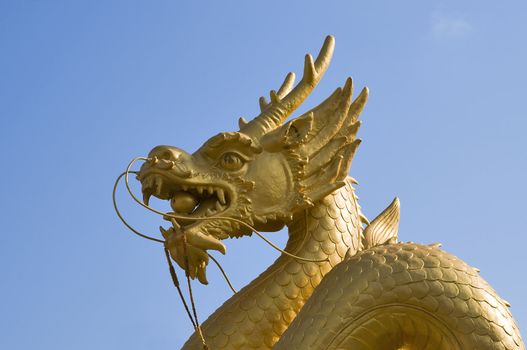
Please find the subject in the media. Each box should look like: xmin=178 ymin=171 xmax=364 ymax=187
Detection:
xmin=241 ymin=35 xmax=335 ymax=138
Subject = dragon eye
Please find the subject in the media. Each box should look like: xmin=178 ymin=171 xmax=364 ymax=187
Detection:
xmin=220 ymin=152 xmax=245 ymax=171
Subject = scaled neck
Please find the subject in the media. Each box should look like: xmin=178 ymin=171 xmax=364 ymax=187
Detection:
xmin=182 ymin=179 xmax=363 ymax=349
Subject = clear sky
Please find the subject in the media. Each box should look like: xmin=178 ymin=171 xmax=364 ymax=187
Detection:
xmin=1 ymin=1 xmax=526 ymax=348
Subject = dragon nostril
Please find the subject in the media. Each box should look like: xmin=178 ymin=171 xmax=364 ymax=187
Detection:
xmin=148 ymin=146 xmax=183 ymax=162
xmin=160 ymin=151 xmax=173 ymax=160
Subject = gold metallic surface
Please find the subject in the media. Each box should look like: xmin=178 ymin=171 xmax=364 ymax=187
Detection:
xmin=127 ymin=36 xmax=524 ymax=349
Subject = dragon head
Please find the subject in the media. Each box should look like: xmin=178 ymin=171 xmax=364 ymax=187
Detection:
xmin=136 ymin=36 xmax=368 ymax=283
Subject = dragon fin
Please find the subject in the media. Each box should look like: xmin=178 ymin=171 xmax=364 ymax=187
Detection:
xmin=363 ymin=197 xmax=400 ymax=249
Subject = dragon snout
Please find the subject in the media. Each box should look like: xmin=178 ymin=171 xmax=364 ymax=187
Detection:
xmin=140 ymin=145 xmax=193 ymax=179
xmin=144 ymin=145 xmax=193 ymax=175
xmin=148 ymin=145 xmax=185 ymax=162
xmin=138 ymin=145 xmax=197 ymax=203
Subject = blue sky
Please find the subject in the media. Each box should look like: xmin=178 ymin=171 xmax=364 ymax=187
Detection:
xmin=1 ymin=1 xmax=526 ymax=348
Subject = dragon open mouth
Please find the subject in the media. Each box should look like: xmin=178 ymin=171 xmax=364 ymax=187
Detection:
xmin=140 ymin=173 xmax=231 ymax=227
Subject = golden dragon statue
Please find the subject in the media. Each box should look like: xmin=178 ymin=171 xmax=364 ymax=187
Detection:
xmin=128 ymin=36 xmax=524 ymax=349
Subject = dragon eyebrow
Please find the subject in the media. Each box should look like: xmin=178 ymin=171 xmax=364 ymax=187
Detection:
xmin=196 ymin=132 xmax=262 ymax=159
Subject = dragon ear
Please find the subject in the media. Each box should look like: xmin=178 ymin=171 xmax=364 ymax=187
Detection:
xmin=260 ymin=113 xmax=313 ymax=152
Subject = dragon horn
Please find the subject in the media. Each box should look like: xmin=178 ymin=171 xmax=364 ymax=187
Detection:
xmin=241 ymin=35 xmax=335 ymax=138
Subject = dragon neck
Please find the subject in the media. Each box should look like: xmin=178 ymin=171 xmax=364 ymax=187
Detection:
xmin=182 ymin=179 xmax=364 ymax=349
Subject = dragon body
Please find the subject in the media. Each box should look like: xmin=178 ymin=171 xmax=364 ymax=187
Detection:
xmin=133 ymin=36 xmax=524 ymax=349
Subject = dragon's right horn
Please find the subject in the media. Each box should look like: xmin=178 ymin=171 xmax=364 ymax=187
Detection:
xmin=241 ymin=35 xmax=335 ymax=139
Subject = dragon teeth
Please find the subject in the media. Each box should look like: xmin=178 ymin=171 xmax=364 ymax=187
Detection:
xmin=143 ymin=193 xmax=151 ymax=206
xmin=215 ymin=201 xmax=222 ymax=211
xmin=217 ymin=188 xmax=226 ymax=205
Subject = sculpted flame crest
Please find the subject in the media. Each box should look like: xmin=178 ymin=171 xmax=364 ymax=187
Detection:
xmin=123 ymin=36 xmax=524 ymax=349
